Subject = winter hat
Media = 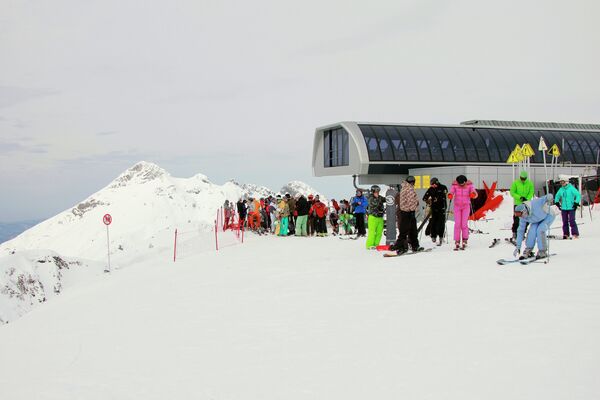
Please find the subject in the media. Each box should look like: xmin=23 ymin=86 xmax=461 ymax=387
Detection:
xmin=430 ymin=177 xmax=439 ymax=185
xmin=285 ymin=193 xmax=291 ymax=198
xmin=520 ymin=170 xmax=528 ymax=179
xmin=308 ymin=194 xmax=314 ymax=200
xmin=456 ymin=175 xmax=467 ymax=184
xmin=515 ymin=203 xmax=530 ymax=216
xmin=558 ymin=174 xmax=571 ymax=182
xmin=406 ymin=176 xmax=416 ymax=184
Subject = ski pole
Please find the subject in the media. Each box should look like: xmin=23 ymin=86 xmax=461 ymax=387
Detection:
xmin=444 ymin=199 xmax=453 ymax=244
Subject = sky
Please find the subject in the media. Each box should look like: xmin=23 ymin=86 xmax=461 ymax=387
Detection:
xmin=1 ymin=0 xmax=599 ymax=222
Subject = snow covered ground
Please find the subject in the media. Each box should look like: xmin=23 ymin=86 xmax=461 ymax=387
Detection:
xmin=1 ymin=192 xmax=599 ymax=399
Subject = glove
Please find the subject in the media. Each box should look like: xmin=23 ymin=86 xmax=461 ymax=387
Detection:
xmin=513 ymin=247 xmax=520 ymax=258
xmin=447 ymin=193 xmax=453 ymax=200
xmin=520 ymin=196 xmax=526 ymax=202
xmin=574 ymin=202 xmax=579 ymax=210
xmin=470 ymin=192 xmax=477 ymax=199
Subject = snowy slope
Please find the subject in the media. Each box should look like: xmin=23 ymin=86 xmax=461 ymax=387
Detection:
xmin=0 ymin=201 xmax=599 ymax=399
xmin=0 ymin=162 xmax=327 ymax=322
xmin=0 ymin=250 xmax=102 ymax=323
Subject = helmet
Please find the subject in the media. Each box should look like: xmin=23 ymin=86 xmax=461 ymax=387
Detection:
xmin=370 ymin=185 xmax=381 ymax=193
xmin=430 ymin=177 xmax=439 ymax=185
xmin=515 ymin=203 xmax=530 ymax=217
xmin=456 ymin=175 xmax=467 ymax=184
xmin=406 ymin=176 xmax=416 ymax=184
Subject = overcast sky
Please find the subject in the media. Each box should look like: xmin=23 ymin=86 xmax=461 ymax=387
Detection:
xmin=1 ymin=0 xmax=599 ymax=222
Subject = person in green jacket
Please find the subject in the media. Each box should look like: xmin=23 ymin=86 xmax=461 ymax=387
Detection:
xmin=365 ymin=185 xmax=386 ymax=249
xmin=555 ymin=176 xmax=581 ymax=239
xmin=510 ymin=171 xmax=534 ymax=239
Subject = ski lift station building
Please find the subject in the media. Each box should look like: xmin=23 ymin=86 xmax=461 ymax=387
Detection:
xmin=312 ymin=120 xmax=600 ymax=193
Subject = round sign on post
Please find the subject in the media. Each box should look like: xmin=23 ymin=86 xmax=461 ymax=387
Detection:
xmin=103 ymin=214 xmax=112 ymax=225
xmin=103 ymin=214 xmax=112 ymax=273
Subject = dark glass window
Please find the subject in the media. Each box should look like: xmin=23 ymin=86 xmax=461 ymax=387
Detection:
xmin=478 ymin=129 xmax=501 ymax=162
xmin=488 ymin=129 xmax=512 ymax=162
xmin=384 ymin=125 xmax=406 ymax=160
xmin=469 ymin=128 xmax=491 ymax=162
xmin=431 ymin=127 xmax=454 ymax=161
xmin=408 ymin=126 xmax=432 ymax=161
xmin=323 ymin=128 xmax=350 ymax=167
xmin=556 ymin=132 xmax=579 ymax=163
xmin=442 ymin=128 xmax=467 ymax=161
xmin=395 ymin=126 xmax=419 ymax=161
xmin=372 ymin=126 xmax=395 ymax=161
xmin=360 ymin=125 xmax=382 ymax=161
xmin=419 ymin=126 xmax=444 ymax=161
xmin=585 ymin=133 xmax=600 ymax=163
xmin=570 ymin=131 xmax=594 ymax=164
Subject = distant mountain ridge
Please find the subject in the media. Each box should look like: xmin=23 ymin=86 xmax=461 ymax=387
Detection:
xmin=0 ymin=161 xmax=324 ymax=261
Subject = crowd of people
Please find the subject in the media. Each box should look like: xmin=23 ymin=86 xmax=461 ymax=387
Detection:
xmin=224 ymin=193 xmax=352 ymax=238
xmin=223 ymin=172 xmax=583 ymax=260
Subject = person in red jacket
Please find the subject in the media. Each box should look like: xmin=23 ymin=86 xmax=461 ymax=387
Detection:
xmin=448 ymin=175 xmax=477 ymax=250
xmin=309 ymin=195 xmax=328 ymax=237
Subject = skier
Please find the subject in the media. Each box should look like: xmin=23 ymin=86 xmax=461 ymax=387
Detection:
xmin=236 ymin=198 xmax=247 ymax=228
xmin=295 ymin=194 xmax=310 ymax=237
xmin=555 ymin=175 xmax=581 ymax=239
xmin=422 ymin=177 xmax=448 ymax=246
xmin=365 ymin=185 xmax=386 ymax=249
xmin=286 ymin=193 xmax=296 ymax=235
xmin=390 ymin=176 xmax=423 ymax=254
xmin=509 ymin=170 xmax=534 ymax=241
xmin=309 ymin=195 xmax=328 ymax=236
xmin=276 ymin=195 xmax=290 ymax=236
xmin=352 ymin=189 xmax=368 ymax=238
xmin=513 ymin=194 xmax=558 ymax=260
xmin=448 ymin=175 xmax=477 ymax=250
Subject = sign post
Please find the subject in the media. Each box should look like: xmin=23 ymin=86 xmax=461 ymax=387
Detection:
xmin=539 ymin=137 xmax=549 ymax=194
xmin=103 ymin=214 xmax=112 ymax=273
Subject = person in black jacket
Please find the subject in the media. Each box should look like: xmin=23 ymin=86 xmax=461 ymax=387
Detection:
xmin=236 ymin=198 xmax=247 ymax=228
xmin=422 ymin=177 xmax=448 ymax=246
xmin=294 ymin=194 xmax=311 ymax=236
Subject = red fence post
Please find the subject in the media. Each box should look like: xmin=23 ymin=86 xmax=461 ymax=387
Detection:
xmin=173 ymin=229 xmax=177 ymax=262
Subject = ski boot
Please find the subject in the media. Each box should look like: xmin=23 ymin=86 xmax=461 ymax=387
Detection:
xmin=454 ymin=241 xmax=461 ymax=251
xmin=519 ymin=247 xmax=535 ymax=260
xmin=536 ymin=250 xmax=548 ymax=259
xmin=437 ymin=237 xmax=443 ymax=246
xmin=412 ymin=246 xmax=425 ymax=253
xmin=461 ymin=240 xmax=468 ymax=250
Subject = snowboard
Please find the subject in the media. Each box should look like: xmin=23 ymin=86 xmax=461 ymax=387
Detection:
xmin=383 ymin=248 xmax=433 ymax=257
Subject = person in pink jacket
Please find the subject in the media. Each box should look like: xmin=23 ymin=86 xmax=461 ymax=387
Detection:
xmin=448 ymin=175 xmax=478 ymax=250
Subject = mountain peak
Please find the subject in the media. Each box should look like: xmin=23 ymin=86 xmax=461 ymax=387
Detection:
xmin=110 ymin=161 xmax=169 ymax=188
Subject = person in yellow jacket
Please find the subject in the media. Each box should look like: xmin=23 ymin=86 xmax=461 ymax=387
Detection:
xmin=277 ymin=196 xmax=290 ymax=236
xmin=509 ymin=171 xmax=534 ymax=240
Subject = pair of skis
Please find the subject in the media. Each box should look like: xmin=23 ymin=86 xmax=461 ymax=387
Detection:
xmin=489 ymin=237 xmax=516 ymax=248
xmin=496 ymin=253 xmax=557 ymax=265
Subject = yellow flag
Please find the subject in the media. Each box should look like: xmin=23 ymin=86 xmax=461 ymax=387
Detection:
xmin=522 ymin=143 xmax=535 ymax=157
xmin=548 ymin=144 xmax=561 ymax=157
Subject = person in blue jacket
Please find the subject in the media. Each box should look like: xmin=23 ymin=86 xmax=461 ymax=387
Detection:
xmin=514 ymin=194 xmax=558 ymax=260
xmin=351 ymin=189 xmax=368 ymax=237
xmin=554 ymin=176 xmax=581 ymax=239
